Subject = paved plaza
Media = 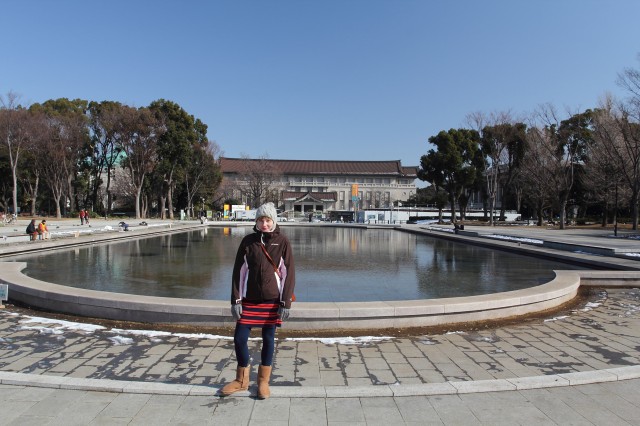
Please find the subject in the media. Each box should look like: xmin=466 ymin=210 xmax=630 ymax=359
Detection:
xmin=0 ymin=219 xmax=640 ymax=424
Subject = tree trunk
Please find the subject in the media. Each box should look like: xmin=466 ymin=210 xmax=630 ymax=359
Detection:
xmin=67 ymin=176 xmax=75 ymax=213
xmin=135 ymin=187 xmax=142 ymax=219
xmin=55 ymin=194 xmax=62 ymax=218
xmin=168 ymin=184 xmax=175 ymax=220
xmin=12 ymin=165 xmax=18 ymax=216
xmin=559 ymin=203 xmax=566 ymax=230
xmin=631 ymin=190 xmax=639 ymax=231
xmin=30 ymin=176 xmax=39 ymax=216
xmin=160 ymin=196 xmax=167 ymax=219
xmin=536 ymin=202 xmax=544 ymax=226
xmin=489 ymin=195 xmax=496 ymax=226
xmin=449 ymin=193 xmax=457 ymax=223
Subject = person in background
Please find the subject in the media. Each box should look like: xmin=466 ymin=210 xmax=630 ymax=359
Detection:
xmin=83 ymin=209 xmax=90 ymax=224
xmin=38 ymin=220 xmax=50 ymax=239
xmin=26 ymin=219 xmax=38 ymax=241
xmin=220 ymin=202 xmax=296 ymax=400
xmin=79 ymin=209 xmax=85 ymax=225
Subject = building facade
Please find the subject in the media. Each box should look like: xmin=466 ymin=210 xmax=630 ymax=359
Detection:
xmin=219 ymin=157 xmax=418 ymax=217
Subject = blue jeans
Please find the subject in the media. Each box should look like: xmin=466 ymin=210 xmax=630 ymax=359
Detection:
xmin=233 ymin=323 xmax=276 ymax=367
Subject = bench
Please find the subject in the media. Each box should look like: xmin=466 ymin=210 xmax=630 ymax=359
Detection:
xmin=1 ymin=233 xmax=35 ymax=244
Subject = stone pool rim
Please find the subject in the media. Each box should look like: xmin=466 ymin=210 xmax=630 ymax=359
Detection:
xmin=1 ymin=221 xmax=638 ymax=330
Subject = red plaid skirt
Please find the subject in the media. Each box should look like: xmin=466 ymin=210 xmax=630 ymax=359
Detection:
xmin=238 ymin=302 xmax=282 ymax=327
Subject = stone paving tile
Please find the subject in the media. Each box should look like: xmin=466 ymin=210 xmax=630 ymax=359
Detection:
xmin=427 ymin=394 xmax=482 ymax=425
xmin=360 ymin=357 xmax=388 ymax=371
xmin=49 ymin=357 xmax=91 ymax=373
xmin=325 ymin=398 xmax=366 ymax=423
xmin=382 ymin=351 xmax=407 ymax=364
xmin=388 ymin=363 xmax=418 ymax=378
xmin=250 ymin=397 xmax=291 ymax=423
xmin=288 ymin=397 xmax=328 ymax=426
xmin=128 ymin=394 xmax=185 ymax=425
xmin=1 ymin=288 xmax=640 ymax=392
xmin=320 ymin=370 xmax=347 ymax=386
xmin=361 ymin=396 xmax=405 ymax=423
xmin=95 ymin=392 xmax=151 ymax=420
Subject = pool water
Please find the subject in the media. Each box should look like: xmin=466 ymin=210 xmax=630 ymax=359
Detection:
xmin=18 ymin=226 xmax=582 ymax=302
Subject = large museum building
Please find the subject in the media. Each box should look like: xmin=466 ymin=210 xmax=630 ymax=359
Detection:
xmin=220 ymin=157 xmax=418 ymax=218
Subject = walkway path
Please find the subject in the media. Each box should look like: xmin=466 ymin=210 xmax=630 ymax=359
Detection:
xmin=0 ymin=220 xmax=639 ymax=424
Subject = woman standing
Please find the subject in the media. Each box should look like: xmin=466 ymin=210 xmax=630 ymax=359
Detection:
xmin=220 ymin=202 xmax=296 ymax=399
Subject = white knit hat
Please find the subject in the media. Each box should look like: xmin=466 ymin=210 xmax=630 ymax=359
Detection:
xmin=255 ymin=202 xmax=278 ymax=231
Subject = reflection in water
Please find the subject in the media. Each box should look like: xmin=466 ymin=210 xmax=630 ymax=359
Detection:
xmin=16 ymin=227 xmax=582 ymax=302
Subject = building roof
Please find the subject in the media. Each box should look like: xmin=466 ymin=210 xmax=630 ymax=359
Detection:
xmin=282 ymin=191 xmax=338 ymax=202
xmin=220 ymin=157 xmax=417 ymax=177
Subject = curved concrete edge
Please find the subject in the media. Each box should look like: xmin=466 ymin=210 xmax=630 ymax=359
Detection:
xmin=0 ymin=261 xmax=582 ymax=329
xmin=0 ymin=222 xmax=199 ymax=257
xmin=2 ymin=366 xmax=639 ymax=398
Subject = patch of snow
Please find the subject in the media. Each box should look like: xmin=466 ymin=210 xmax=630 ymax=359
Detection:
xmin=173 ymin=333 xmax=235 ymax=340
xmin=20 ymin=316 xmax=106 ymax=333
xmin=109 ymin=328 xmax=172 ymax=338
xmin=544 ymin=315 xmax=569 ymax=322
xmin=286 ymin=336 xmax=393 ymax=345
xmin=486 ymin=234 xmax=543 ymax=244
xmin=109 ymin=336 xmax=134 ymax=345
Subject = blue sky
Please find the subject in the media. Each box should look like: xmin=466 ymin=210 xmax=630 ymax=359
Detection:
xmin=2 ymin=1 xmax=639 ymax=170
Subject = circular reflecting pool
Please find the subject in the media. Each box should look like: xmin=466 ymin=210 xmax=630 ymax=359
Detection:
xmin=16 ymin=226 xmax=583 ymax=302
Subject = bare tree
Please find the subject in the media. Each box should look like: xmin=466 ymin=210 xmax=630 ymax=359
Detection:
xmin=237 ymin=155 xmax=282 ymax=208
xmin=0 ymin=92 xmax=32 ymax=215
xmin=524 ymin=104 xmax=586 ymax=229
xmin=519 ymin=126 xmax=556 ymax=225
xmin=31 ymin=99 xmax=88 ymax=218
xmin=110 ymin=167 xmax=137 ymax=212
xmin=617 ymin=53 xmax=640 ymax=112
xmin=88 ymin=101 xmax=124 ymax=214
xmin=183 ymin=141 xmax=221 ymax=217
xmin=590 ymin=97 xmax=640 ymax=229
xmin=20 ymin=111 xmax=49 ymax=216
xmin=612 ymin=56 xmax=640 ymax=229
xmin=467 ymin=111 xmax=525 ymax=225
xmin=119 ymin=106 xmax=164 ymax=219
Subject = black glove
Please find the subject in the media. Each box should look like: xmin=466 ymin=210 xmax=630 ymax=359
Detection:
xmin=231 ymin=304 xmax=242 ymax=321
xmin=278 ymin=306 xmax=290 ymax=321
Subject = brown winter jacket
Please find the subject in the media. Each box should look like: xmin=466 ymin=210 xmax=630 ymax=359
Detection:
xmin=231 ymin=224 xmax=296 ymax=309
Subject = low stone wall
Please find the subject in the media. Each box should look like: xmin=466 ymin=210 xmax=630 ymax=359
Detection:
xmin=2 ymin=222 xmax=640 ymax=331
xmin=0 ymin=261 xmax=584 ymax=330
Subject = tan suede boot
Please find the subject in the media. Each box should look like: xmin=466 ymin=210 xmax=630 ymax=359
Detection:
xmin=220 ymin=366 xmax=250 ymax=396
xmin=257 ymin=365 xmax=272 ymax=399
